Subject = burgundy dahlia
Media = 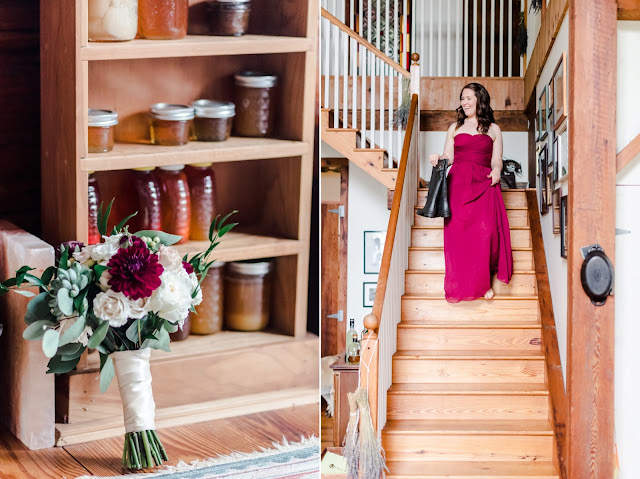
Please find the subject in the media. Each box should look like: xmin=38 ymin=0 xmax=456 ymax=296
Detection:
xmin=107 ymin=239 xmax=164 ymax=300
xmin=182 ymin=261 xmax=194 ymax=275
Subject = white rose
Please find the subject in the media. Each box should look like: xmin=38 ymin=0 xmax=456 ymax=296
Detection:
xmin=158 ymin=245 xmax=184 ymax=274
xmin=77 ymin=325 xmax=93 ymax=347
xmin=93 ymin=290 xmax=131 ymax=327
xmin=149 ymin=269 xmax=192 ymax=324
xmin=128 ymin=296 xmax=151 ymax=319
xmin=73 ymin=245 xmax=94 ymax=264
xmin=90 ymin=234 xmax=124 ymax=263
xmin=98 ymin=269 xmax=111 ymax=292
xmin=189 ymin=272 xmax=203 ymax=307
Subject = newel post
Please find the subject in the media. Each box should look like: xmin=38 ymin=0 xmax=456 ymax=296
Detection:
xmin=410 ymin=53 xmax=420 ymax=185
xmin=360 ymin=313 xmax=380 ymax=432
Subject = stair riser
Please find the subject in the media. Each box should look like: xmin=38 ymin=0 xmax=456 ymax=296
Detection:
xmin=408 ymin=249 xmax=534 ymax=271
xmin=415 ymin=208 xmax=530 ymax=227
xmin=387 ymin=394 xmax=550 ymax=421
xmin=401 ymin=298 xmax=539 ymax=323
xmin=405 ymin=272 xmax=537 ymax=296
xmin=396 ymin=327 xmax=542 ymax=351
xmin=411 ymin=228 xmax=531 ymax=248
xmin=382 ymin=434 xmax=554 ymax=462
xmin=392 ymin=359 xmax=546 ymax=384
xmin=417 ymin=190 xmax=528 ymax=209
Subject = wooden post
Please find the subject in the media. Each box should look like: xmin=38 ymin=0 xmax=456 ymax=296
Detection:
xmin=360 ymin=314 xmax=380 ymax=432
xmin=410 ymin=53 xmax=421 ymax=186
xmin=567 ymin=0 xmax=616 ymax=477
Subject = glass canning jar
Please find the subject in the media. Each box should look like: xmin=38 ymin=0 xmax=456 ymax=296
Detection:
xmin=149 ymin=103 xmax=195 ymax=146
xmin=155 ymin=165 xmax=191 ymax=243
xmin=191 ymin=100 xmax=235 ymax=142
xmin=88 ymin=0 xmax=138 ymax=42
xmin=138 ymin=0 xmax=189 ymax=40
xmin=234 ymin=71 xmax=277 ymax=138
xmin=185 ymin=164 xmax=216 ymax=241
xmin=207 ymin=0 xmax=252 ymax=36
xmin=190 ymin=262 xmax=224 ymax=335
xmin=127 ymin=168 xmax=163 ymax=233
xmin=224 ymin=260 xmax=272 ymax=331
xmin=169 ymin=314 xmax=191 ymax=341
xmin=88 ymin=109 xmax=118 ymax=153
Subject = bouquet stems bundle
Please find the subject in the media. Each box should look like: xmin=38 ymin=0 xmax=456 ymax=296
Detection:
xmin=123 ymin=430 xmax=168 ymax=469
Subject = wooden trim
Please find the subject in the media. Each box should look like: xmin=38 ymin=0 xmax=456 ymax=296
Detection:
xmin=567 ymin=1 xmax=617 ymax=477
xmin=524 ymin=0 xmax=569 ymax=105
xmin=420 ymin=110 xmax=528 ymax=131
xmin=321 ymin=158 xmax=349 ymax=168
xmin=526 ymin=190 xmax=567 ymax=479
xmin=320 ymin=8 xmax=410 ymax=78
xmin=617 ymin=132 xmax=640 ymax=173
xmin=618 ymin=0 xmax=640 ymax=20
xmin=421 ymin=77 xmax=525 ymax=111
xmin=339 ymin=165 xmax=349 ymax=355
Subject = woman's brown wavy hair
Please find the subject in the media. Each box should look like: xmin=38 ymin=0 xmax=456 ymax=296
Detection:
xmin=456 ymin=82 xmax=495 ymax=134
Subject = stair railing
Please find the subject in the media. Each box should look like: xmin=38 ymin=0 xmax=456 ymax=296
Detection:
xmin=320 ymin=7 xmax=411 ymax=168
xmin=359 ymin=90 xmax=419 ymax=433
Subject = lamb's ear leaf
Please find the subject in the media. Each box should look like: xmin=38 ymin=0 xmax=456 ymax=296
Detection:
xmin=42 ymin=328 xmax=60 ymax=358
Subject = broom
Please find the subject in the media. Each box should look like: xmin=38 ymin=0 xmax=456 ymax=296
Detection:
xmin=355 ymin=387 xmax=387 ymax=479
xmin=342 ymin=391 xmax=360 ymax=479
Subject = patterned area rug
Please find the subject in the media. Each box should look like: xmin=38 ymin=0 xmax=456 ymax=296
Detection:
xmin=76 ymin=436 xmax=319 ymax=479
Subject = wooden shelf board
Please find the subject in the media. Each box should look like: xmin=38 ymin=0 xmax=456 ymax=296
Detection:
xmin=80 ymin=35 xmax=313 ymax=61
xmin=81 ymin=137 xmax=309 ymax=171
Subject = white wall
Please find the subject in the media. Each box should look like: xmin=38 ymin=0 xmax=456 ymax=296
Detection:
xmin=526 ymin=2 xmax=542 ymax=66
xmin=614 ymin=21 xmax=640 ymax=479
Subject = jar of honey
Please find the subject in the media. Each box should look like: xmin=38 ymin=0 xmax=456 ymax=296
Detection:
xmin=138 ymin=0 xmax=189 ymax=40
xmin=127 ymin=168 xmax=163 ymax=233
xmin=149 ymin=103 xmax=195 ymax=146
xmin=185 ymin=164 xmax=216 ymax=240
xmin=190 ymin=262 xmax=224 ymax=335
xmin=155 ymin=165 xmax=191 ymax=243
xmin=88 ymin=0 xmax=138 ymax=42
xmin=191 ymin=100 xmax=235 ymax=142
xmin=234 ymin=72 xmax=277 ymax=138
xmin=207 ymin=0 xmax=252 ymax=36
xmin=88 ymin=109 xmax=118 ymax=153
xmin=88 ymin=173 xmax=101 ymax=245
xmin=224 ymin=260 xmax=272 ymax=331
xmin=169 ymin=314 xmax=191 ymax=341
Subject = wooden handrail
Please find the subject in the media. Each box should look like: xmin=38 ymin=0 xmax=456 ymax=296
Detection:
xmin=320 ymin=8 xmax=410 ymax=79
xmin=617 ymin=132 xmax=640 ymax=173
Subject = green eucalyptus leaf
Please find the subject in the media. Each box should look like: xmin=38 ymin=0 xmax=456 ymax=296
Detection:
xmin=40 ymin=266 xmax=56 ymax=287
xmin=13 ymin=289 xmax=36 ymax=298
xmin=23 ymin=319 xmax=55 ymax=341
xmin=25 ymin=292 xmax=54 ymax=325
xmin=125 ymin=319 xmax=141 ymax=343
xmin=42 ymin=328 xmax=60 ymax=358
xmin=133 ymin=230 xmax=182 ymax=246
xmin=114 ymin=212 xmax=138 ymax=234
xmin=142 ymin=327 xmax=171 ymax=352
xmin=57 ymin=342 xmax=83 ymax=356
xmin=163 ymin=320 xmax=179 ymax=333
xmin=59 ymin=316 xmax=87 ymax=347
xmin=99 ymin=355 xmax=115 ymax=393
xmin=218 ymin=222 xmax=238 ymax=237
xmin=57 ymin=289 xmax=74 ymax=316
xmin=88 ymin=320 xmax=109 ymax=349
xmin=46 ymin=355 xmax=82 ymax=374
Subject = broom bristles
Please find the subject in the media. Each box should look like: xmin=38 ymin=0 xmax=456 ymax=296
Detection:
xmin=343 ymin=391 xmax=360 ymax=479
xmin=355 ymin=387 xmax=387 ymax=479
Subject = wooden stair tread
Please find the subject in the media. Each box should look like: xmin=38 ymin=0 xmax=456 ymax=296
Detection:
xmin=353 ymin=147 xmax=386 ymax=152
xmin=394 ymin=350 xmax=544 ymax=359
xmin=411 ymin=225 xmax=531 ymax=231
xmin=408 ymin=246 xmax=533 ymax=251
xmin=414 ymin=205 xmax=529 ymax=211
xmin=383 ymin=419 xmax=554 ymax=435
xmin=325 ymin=127 xmax=358 ymax=132
xmin=385 ymin=461 xmax=559 ymax=478
xmin=397 ymin=322 xmax=542 ymax=329
xmin=405 ymin=269 xmax=536 ymax=275
xmin=388 ymin=383 xmax=549 ymax=395
xmin=402 ymin=293 xmax=539 ymax=300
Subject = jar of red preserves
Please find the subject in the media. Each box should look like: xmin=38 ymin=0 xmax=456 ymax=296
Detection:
xmin=155 ymin=165 xmax=191 ymax=243
xmin=127 ymin=168 xmax=163 ymax=233
xmin=234 ymin=71 xmax=277 ymax=138
xmin=207 ymin=0 xmax=252 ymax=36
xmin=185 ymin=163 xmax=216 ymax=241
xmin=88 ymin=109 xmax=118 ymax=153
xmin=190 ymin=261 xmax=224 ymax=335
xmin=191 ymin=100 xmax=235 ymax=141
xmin=138 ymin=0 xmax=189 ymax=40
xmin=149 ymin=103 xmax=195 ymax=146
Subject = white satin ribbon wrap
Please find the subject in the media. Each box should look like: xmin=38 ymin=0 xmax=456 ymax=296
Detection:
xmin=111 ymin=349 xmax=156 ymax=433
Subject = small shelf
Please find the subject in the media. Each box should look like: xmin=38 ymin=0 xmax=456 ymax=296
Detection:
xmin=80 ymin=35 xmax=312 ymax=61
xmin=81 ymin=137 xmax=309 ymax=171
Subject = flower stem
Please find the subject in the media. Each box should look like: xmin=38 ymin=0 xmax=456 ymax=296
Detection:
xmin=152 ymin=430 xmax=169 ymax=461
xmin=141 ymin=428 xmax=153 ymax=468
xmin=128 ymin=433 xmax=140 ymax=470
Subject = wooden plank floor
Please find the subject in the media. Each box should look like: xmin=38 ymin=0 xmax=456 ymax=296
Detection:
xmin=0 ymin=404 xmax=319 ymax=478
xmin=320 ymin=398 xmax=335 ymax=453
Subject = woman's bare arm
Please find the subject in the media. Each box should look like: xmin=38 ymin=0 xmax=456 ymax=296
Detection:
xmin=488 ymin=124 xmax=503 ymax=185
xmin=442 ymin=123 xmax=456 ymax=165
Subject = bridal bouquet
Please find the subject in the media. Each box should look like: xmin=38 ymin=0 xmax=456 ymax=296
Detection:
xmin=0 ymin=202 xmax=236 ymax=470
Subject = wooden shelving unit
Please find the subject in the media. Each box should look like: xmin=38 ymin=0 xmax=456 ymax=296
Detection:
xmin=41 ymin=0 xmax=318 ymax=444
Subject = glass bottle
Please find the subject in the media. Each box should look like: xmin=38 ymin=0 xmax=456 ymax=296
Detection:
xmin=138 ymin=0 xmax=189 ymax=40
xmin=88 ymin=173 xmax=101 ymax=245
xmin=88 ymin=0 xmax=138 ymax=42
xmin=347 ymin=337 xmax=360 ymax=365
xmin=185 ymin=164 xmax=216 ymax=241
xmin=127 ymin=168 xmax=163 ymax=233
xmin=346 ymin=318 xmax=358 ymax=353
xmin=169 ymin=314 xmax=191 ymax=341
xmin=155 ymin=165 xmax=191 ymax=244
xmin=234 ymin=71 xmax=277 ymax=137
xmin=190 ymin=262 xmax=224 ymax=335
xmin=224 ymin=260 xmax=272 ymax=331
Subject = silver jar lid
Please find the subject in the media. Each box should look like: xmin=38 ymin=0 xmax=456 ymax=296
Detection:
xmin=88 ymin=109 xmax=118 ymax=127
xmin=228 ymin=259 xmax=272 ymax=275
xmin=158 ymin=164 xmax=185 ymax=171
xmin=234 ymin=71 xmax=278 ymax=88
xmin=191 ymin=100 xmax=236 ymax=119
xmin=150 ymin=103 xmax=195 ymax=121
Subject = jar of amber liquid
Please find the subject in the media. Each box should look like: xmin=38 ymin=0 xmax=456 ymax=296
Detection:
xmin=185 ymin=164 xmax=216 ymax=240
xmin=88 ymin=109 xmax=118 ymax=153
xmin=169 ymin=314 xmax=191 ymax=341
xmin=207 ymin=0 xmax=251 ymax=36
xmin=89 ymin=0 xmax=138 ymax=41
xmin=224 ymin=260 xmax=272 ymax=331
xmin=127 ymin=168 xmax=163 ymax=233
xmin=155 ymin=165 xmax=191 ymax=243
xmin=138 ymin=0 xmax=189 ymax=40
xmin=234 ymin=72 xmax=277 ymax=137
xmin=88 ymin=173 xmax=101 ymax=245
xmin=190 ymin=262 xmax=224 ymax=335
xmin=149 ymin=103 xmax=195 ymax=146
xmin=191 ymin=100 xmax=235 ymax=141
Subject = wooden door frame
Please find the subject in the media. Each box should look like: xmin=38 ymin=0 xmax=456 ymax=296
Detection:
xmin=321 ymin=158 xmax=349 ymax=354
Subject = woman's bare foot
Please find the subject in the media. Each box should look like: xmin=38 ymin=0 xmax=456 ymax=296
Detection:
xmin=484 ymin=288 xmax=494 ymax=300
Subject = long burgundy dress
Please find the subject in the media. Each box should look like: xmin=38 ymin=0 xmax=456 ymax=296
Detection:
xmin=443 ymin=133 xmax=513 ymax=303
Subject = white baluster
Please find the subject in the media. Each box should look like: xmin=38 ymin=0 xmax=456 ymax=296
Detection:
xmin=447 ymin=0 xmax=451 ymax=76
xmin=456 ymin=0 xmax=461 ymax=76
xmin=396 ymin=72 xmax=401 ymax=161
xmin=380 ymin=63 xmax=385 ymax=149
xmin=429 ymin=0 xmax=433 ymax=76
xmin=343 ymin=31 xmax=348 ymax=128
xmin=437 ymin=0 xmax=441 ymax=76
xmin=473 ymin=0 xmax=477 ymax=76
xmin=499 ymin=0 xmax=504 ymax=76
xmin=395 ymin=0 xmax=399 ymax=63
xmin=351 ymin=0 xmax=357 ymax=131
xmin=323 ymin=16 xmax=329 ymax=108
xmin=481 ymin=0 xmax=486 ymax=77
xmin=370 ymin=54 xmax=376 ymax=149
xmin=463 ymin=0 xmax=468 ymax=76
xmin=420 ymin=0 xmax=425 ymax=73
xmin=388 ymin=68 xmax=394 ymax=167
xmin=508 ymin=0 xmax=512 ymax=76
xmin=333 ymin=23 xmax=338 ymax=128
xmin=490 ymin=0 xmax=495 ymax=76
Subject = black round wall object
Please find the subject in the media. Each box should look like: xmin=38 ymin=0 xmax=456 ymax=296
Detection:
xmin=580 ymin=245 xmax=614 ymax=306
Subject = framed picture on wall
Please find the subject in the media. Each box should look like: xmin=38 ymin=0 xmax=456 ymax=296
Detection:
xmin=553 ymin=52 xmax=568 ymax=130
xmin=558 ymin=124 xmax=569 ymax=182
xmin=539 ymin=144 xmax=549 ymax=215
xmin=553 ymin=135 xmax=560 ymax=183
xmin=539 ymin=86 xmax=548 ymax=140
xmin=363 ymin=282 xmax=377 ymax=307
xmin=552 ymin=190 xmax=561 ymax=234
xmin=546 ymin=161 xmax=553 ymax=206
xmin=548 ymin=78 xmax=554 ymax=125
xmin=364 ymin=231 xmax=385 ymax=274
xmin=560 ymin=195 xmax=568 ymax=258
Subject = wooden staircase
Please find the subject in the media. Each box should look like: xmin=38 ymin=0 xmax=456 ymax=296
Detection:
xmin=382 ymin=188 xmax=561 ymax=479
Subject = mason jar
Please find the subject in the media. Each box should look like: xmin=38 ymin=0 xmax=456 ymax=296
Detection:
xmin=191 ymin=100 xmax=235 ymax=142
xmin=224 ymin=260 xmax=272 ymax=331
xmin=88 ymin=0 xmax=138 ymax=42
xmin=88 ymin=109 xmax=118 ymax=153
xmin=234 ymin=71 xmax=277 ymax=138
xmin=149 ymin=103 xmax=195 ymax=146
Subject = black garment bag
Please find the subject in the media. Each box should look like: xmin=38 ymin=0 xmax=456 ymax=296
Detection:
xmin=417 ymin=158 xmax=451 ymax=218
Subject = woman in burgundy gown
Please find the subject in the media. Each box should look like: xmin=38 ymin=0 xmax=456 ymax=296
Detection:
xmin=428 ymin=83 xmax=513 ymax=302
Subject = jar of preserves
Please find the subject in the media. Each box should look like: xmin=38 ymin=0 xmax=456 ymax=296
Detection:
xmin=88 ymin=0 xmax=138 ymax=42
xmin=138 ymin=0 xmax=189 ymax=40
xmin=88 ymin=173 xmax=101 ymax=245
xmin=155 ymin=165 xmax=191 ymax=243
xmin=190 ymin=262 xmax=224 ymax=335
xmin=169 ymin=314 xmax=191 ymax=341
xmin=88 ymin=109 xmax=118 ymax=153
xmin=234 ymin=72 xmax=277 ymax=138
xmin=207 ymin=0 xmax=252 ymax=36
xmin=191 ymin=100 xmax=235 ymax=142
xmin=185 ymin=164 xmax=216 ymax=240
xmin=127 ymin=168 xmax=163 ymax=233
xmin=224 ymin=260 xmax=272 ymax=331
xmin=149 ymin=103 xmax=195 ymax=146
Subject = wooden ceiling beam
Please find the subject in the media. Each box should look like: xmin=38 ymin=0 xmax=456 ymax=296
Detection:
xmin=618 ymin=0 xmax=640 ymax=20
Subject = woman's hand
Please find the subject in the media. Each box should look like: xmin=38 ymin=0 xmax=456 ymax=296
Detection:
xmin=487 ymin=167 xmax=501 ymax=186
xmin=429 ymin=154 xmax=440 ymax=167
